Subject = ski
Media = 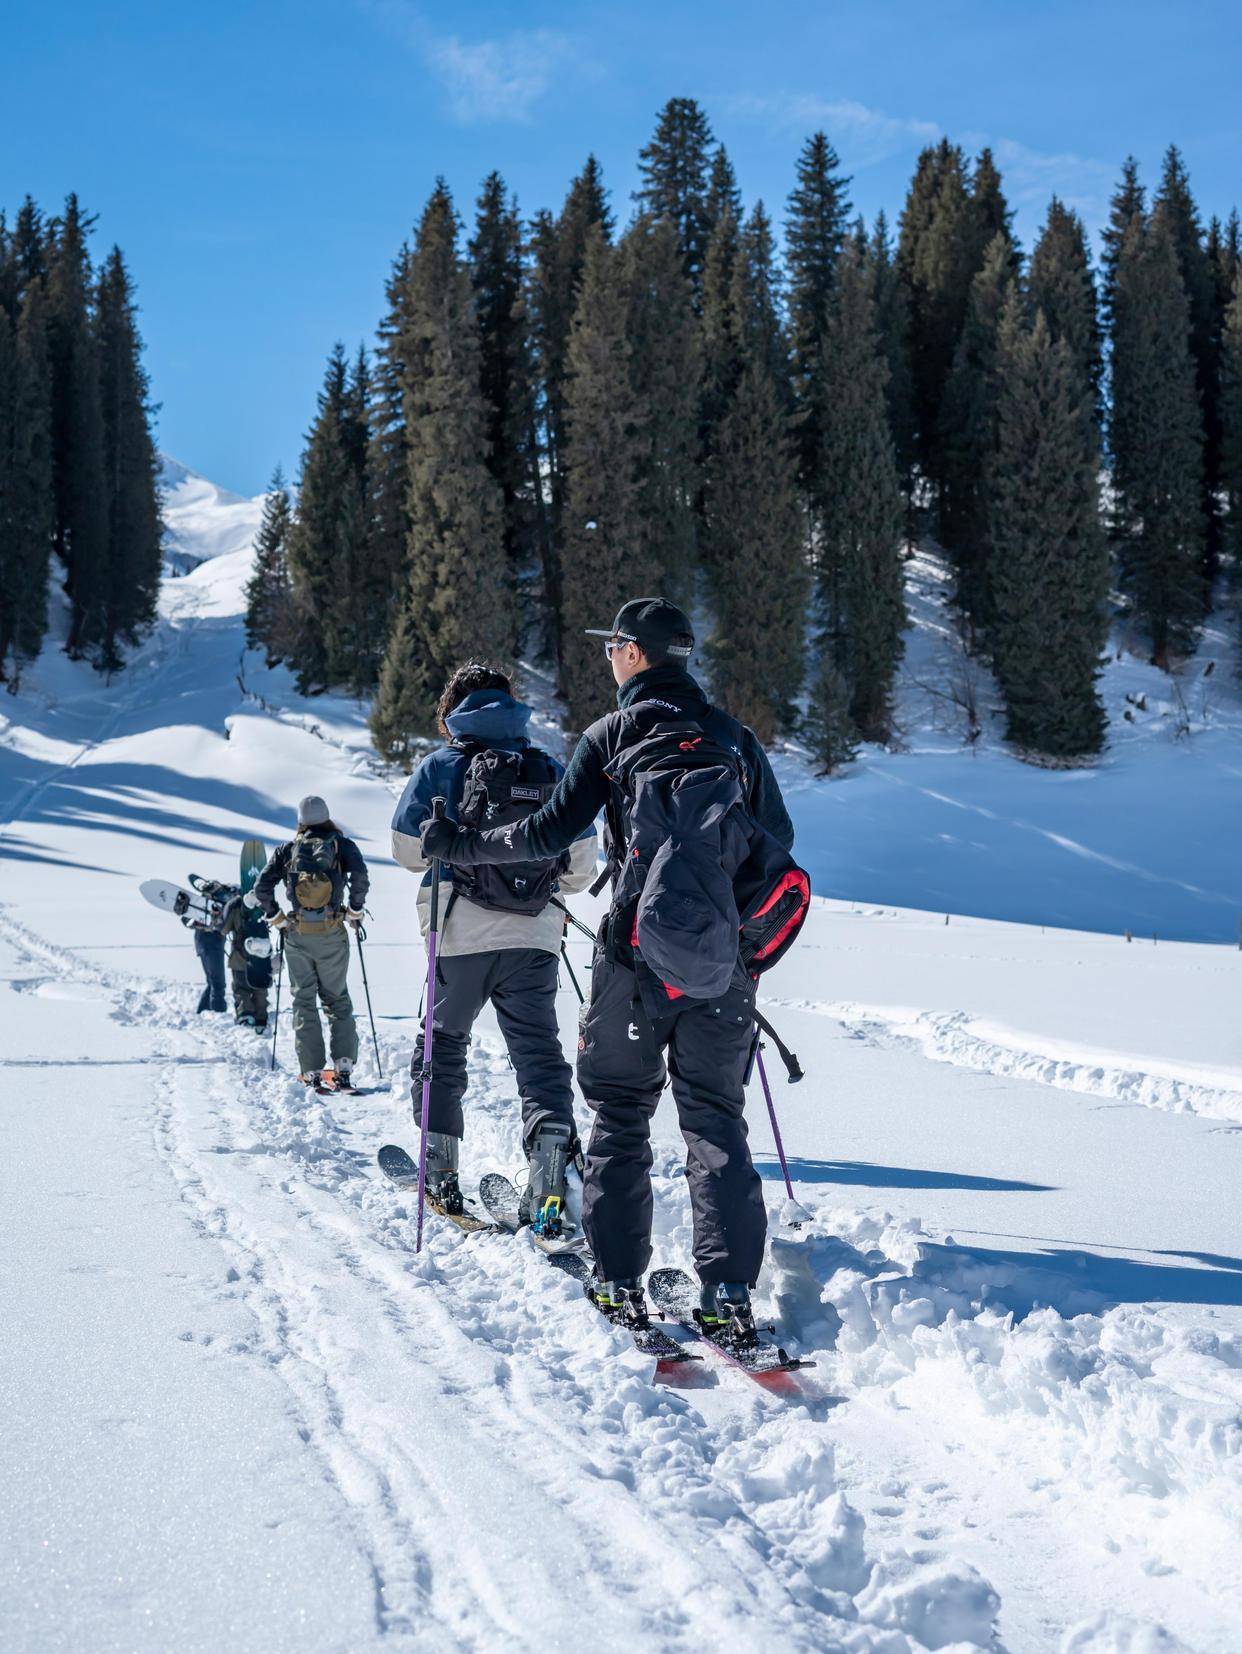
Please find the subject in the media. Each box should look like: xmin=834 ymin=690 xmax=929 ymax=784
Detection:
xmin=477 ymin=1171 xmax=586 ymax=1257
xmin=376 ymin=1143 xmax=496 ymax=1234
xmin=647 ymin=1267 xmax=816 ymax=1381
xmin=542 ymin=1250 xmax=701 ymax=1366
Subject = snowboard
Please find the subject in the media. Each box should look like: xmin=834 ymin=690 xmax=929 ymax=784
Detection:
xmin=647 ymin=1267 xmax=816 ymax=1381
xmin=140 ymin=879 xmax=219 ymax=928
xmin=477 ymin=1171 xmax=587 ymax=1257
xmin=376 ymin=1143 xmax=495 ymax=1234
xmin=239 ymin=838 xmax=272 ymax=989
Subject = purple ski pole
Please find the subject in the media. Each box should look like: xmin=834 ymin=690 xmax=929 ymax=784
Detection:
xmin=756 ymin=1045 xmax=795 ymax=1202
xmin=415 ymin=798 xmax=446 ymax=1254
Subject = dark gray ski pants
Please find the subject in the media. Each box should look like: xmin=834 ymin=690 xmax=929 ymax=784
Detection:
xmin=415 ymin=948 xmax=576 ymax=1146
xmin=577 ymin=954 xmax=765 ymax=1287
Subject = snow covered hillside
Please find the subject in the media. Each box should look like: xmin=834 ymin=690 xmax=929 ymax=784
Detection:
xmin=2 ymin=485 xmax=1241 ymax=1652
xmin=160 ymin=454 xmax=267 ymax=575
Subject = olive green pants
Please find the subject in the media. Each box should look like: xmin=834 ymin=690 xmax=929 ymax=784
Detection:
xmin=285 ymin=923 xmax=358 ymax=1075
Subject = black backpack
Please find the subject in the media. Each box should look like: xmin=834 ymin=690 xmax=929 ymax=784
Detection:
xmin=452 ymin=745 xmax=562 ymax=916
xmin=605 ymin=714 xmax=810 ymax=1002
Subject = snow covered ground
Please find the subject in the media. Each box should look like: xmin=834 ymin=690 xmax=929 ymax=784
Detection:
xmin=1 ymin=497 xmax=1240 ymax=1652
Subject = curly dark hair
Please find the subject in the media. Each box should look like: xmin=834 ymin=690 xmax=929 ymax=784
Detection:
xmin=436 ymin=661 xmax=511 ymax=738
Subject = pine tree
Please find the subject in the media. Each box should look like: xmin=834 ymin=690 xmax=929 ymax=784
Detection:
xmin=380 ymin=181 xmax=512 ymax=732
xmin=558 ymin=226 xmax=653 ymax=730
xmin=1155 ymin=147 xmax=1219 ymax=575
xmin=243 ymin=467 xmax=294 ymax=665
xmin=705 ymin=145 xmax=742 ymax=230
xmin=937 ymin=233 xmax=1015 ymax=630
xmin=94 ymin=247 xmax=162 ymax=673
xmin=813 ymin=243 xmax=906 ymax=741
xmin=699 ymin=202 xmax=743 ymax=497
xmin=0 ymin=282 xmax=54 ymax=677
xmin=1028 ymin=197 xmax=1102 ymax=421
xmin=44 ymin=196 xmax=108 ymax=659
xmin=970 ymin=149 xmax=1015 ymax=263
xmin=703 ymin=205 xmax=806 ymax=741
xmin=897 ymin=141 xmax=991 ymax=493
xmin=634 ymin=98 xmax=715 ymax=298
xmin=369 ymin=599 xmax=428 ymax=769
xmin=1220 ymin=269 xmax=1242 ymax=582
xmin=284 ymin=344 xmax=368 ymax=692
xmin=621 ymin=214 xmax=700 ymax=603
xmin=988 ymin=299 xmax=1107 ymax=758
xmin=528 ymin=157 xmax=613 ymax=656
xmin=1101 ymin=157 xmax=1145 ymax=329
xmin=786 ymin=132 xmax=853 ymax=495
xmin=867 ymin=212 xmax=918 ymax=506
xmin=470 ymin=173 xmax=537 ymax=580
xmin=367 ymin=241 xmax=414 ymax=651
xmin=804 ymin=655 xmax=858 ymax=774
xmin=1109 ymin=209 xmax=1206 ymax=666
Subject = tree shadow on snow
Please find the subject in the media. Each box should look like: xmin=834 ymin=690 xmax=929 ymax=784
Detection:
xmin=916 ymin=1238 xmax=1242 ymax=1314
xmin=757 ymin=1157 xmax=1055 ymax=1194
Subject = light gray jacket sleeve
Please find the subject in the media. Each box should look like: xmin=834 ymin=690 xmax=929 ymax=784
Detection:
xmin=392 ymin=827 xmax=428 ymax=875
xmin=559 ymin=828 xmax=599 ymax=894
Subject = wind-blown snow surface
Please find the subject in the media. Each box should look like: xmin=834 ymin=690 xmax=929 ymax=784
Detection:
xmin=2 ymin=523 xmax=1241 ymax=1650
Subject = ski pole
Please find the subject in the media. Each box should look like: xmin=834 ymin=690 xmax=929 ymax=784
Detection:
xmin=354 ymin=922 xmax=383 ymax=1078
xmin=550 ymin=895 xmax=595 ymax=942
xmin=755 ymin=1044 xmax=795 ymax=1202
xmin=269 ymin=932 xmax=285 ymax=1072
xmin=415 ymin=798 xmax=446 ymax=1253
xmin=560 ymin=941 xmax=585 ymax=1005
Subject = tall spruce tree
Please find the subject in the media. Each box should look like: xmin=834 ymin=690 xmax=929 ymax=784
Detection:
xmin=699 ymin=201 xmax=743 ymax=502
xmin=44 ymin=196 xmax=108 ymax=659
xmin=866 ymin=211 xmax=918 ymax=507
xmin=988 ymin=298 xmax=1108 ymax=758
xmin=1109 ymin=209 xmax=1206 ymax=666
xmin=528 ymin=157 xmax=613 ymax=656
xmin=367 ymin=241 xmax=414 ymax=652
xmin=785 ymin=133 xmax=853 ymax=494
xmin=621 ymin=214 xmax=701 ymax=602
xmin=897 ymin=140 xmax=988 ymax=494
xmin=1155 ymin=146 xmax=1219 ymax=576
xmin=1101 ymin=157 xmax=1146 ymax=330
xmin=470 ymin=173 xmax=537 ymax=580
xmin=1028 ymin=197 xmax=1102 ymax=421
xmin=94 ymin=247 xmax=162 ymax=673
xmin=244 ymin=466 xmax=294 ymax=666
xmin=372 ymin=181 xmax=512 ymax=742
xmin=0 ymin=284 xmax=54 ymax=680
xmin=635 ymin=98 xmax=715 ymax=298
xmin=813 ymin=242 xmax=906 ymax=741
xmin=937 ymin=233 xmax=1015 ymax=632
xmin=557 ymin=226 xmax=653 ymax=730
xmin=703 ymin=205 xmax=806 ymax=741
xmin=705 ymin=145 xmax=743 ymax=230
xmin=1220 ymin=269 xmax=1242 ymax=583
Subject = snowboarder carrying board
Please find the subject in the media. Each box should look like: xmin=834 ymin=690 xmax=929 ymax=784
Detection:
xmin=254 ymin=797 xmax=370 ymax=1089
xmin=421 ymin=598 xmax=805 ymax=1346
xmin=390 ymin=663 xmax=599 ymax=1232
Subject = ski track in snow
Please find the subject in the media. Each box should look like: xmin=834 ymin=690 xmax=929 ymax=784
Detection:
xmin=771 ymin=997 xmax=1242 ymax=1128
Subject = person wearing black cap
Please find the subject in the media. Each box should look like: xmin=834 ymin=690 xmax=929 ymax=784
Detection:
xmin=254 ymin=795 xmax=370 ymax=1090
xmin=421 ymin=596 xmax=794 ymax=1336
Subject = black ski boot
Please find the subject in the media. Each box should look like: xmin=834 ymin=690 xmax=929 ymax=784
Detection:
xmin=425 ymin=1130 xmax=464 ymax=1216
xmin=696 ymin=1282 xmax=759 ymax=1351
xmin=589 ymin=1277 xmax=652 ymax=1332
xmin=518 ymin=1122 xmax=573 ymax=1240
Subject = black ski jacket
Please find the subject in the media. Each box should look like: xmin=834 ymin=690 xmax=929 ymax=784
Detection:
xmin=255 ymin=832 xmax=370 ymax=919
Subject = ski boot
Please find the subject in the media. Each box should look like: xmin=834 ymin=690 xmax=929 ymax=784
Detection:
xmin=518 ymin=1122 xmax=574 ymax=1240
xmin=588 ymin=1277 xmax=652 ymax=1332
xmin=696 ymin=1282 xmax=759 ymax=1351
xmin=331 ymin=1058 xmax=355 ymax=1092
xmin=236 ymin=1014 xmax=256 ymax=1029
xmin=425 ymin=1131 xmax=465 ymax=1217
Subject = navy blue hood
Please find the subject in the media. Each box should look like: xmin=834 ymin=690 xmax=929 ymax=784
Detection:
xmin=444 ymin=690 xmax=532 ymax=749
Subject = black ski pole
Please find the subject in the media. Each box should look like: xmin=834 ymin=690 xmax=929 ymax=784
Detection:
xmin=269 ymin=932 xmax=285 ymax=1072
xmin=550 ymin=895 xmax=595 ymax=942
xmin=560 ymin=941 xmax=585 ymax=1005
xmin=355 ymin=921 xmax=383 ymax=1078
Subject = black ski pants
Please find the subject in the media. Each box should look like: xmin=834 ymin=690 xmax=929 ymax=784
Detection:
xmin=577 ymin=954 xmax=765 ymax=1287
xmin=194 ymin=929 xmax=227 ymax=1013
xmin=415 ymin=948 xmax=576 ymax=1146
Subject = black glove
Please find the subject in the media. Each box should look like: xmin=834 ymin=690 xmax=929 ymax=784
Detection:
xmin=421 ymin=816 xmax=529 ymax=866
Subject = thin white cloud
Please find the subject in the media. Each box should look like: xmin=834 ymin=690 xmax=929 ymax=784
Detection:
xmin=974 ymin=136 xmax=1114 ymax=229
xmin=364 ymin=1 xmax=586 ymax=124
xmin=723 ymin=93 xmax=941 ymax=166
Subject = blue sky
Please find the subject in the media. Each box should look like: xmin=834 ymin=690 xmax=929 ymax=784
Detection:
xmin=4 ymin=1 xmax=1239 ymax=496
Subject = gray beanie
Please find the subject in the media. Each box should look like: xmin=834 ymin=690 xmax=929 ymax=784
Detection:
xmin=297 ymin=794 xmax=330 ymax=827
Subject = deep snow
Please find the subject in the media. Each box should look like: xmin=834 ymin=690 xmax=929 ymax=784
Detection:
xmin=1 ymin=496 xmax=1241 ymax=1653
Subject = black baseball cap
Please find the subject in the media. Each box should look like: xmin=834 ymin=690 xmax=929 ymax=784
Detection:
xmin=584 ymin=597 xmax=694 ymax=657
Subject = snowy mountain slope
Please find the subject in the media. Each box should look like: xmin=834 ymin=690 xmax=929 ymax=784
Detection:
xmin=160 ymin=454 xmax=266 ymax=575
xmin=2 ymin=497 xmax=1241 ymax=1650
